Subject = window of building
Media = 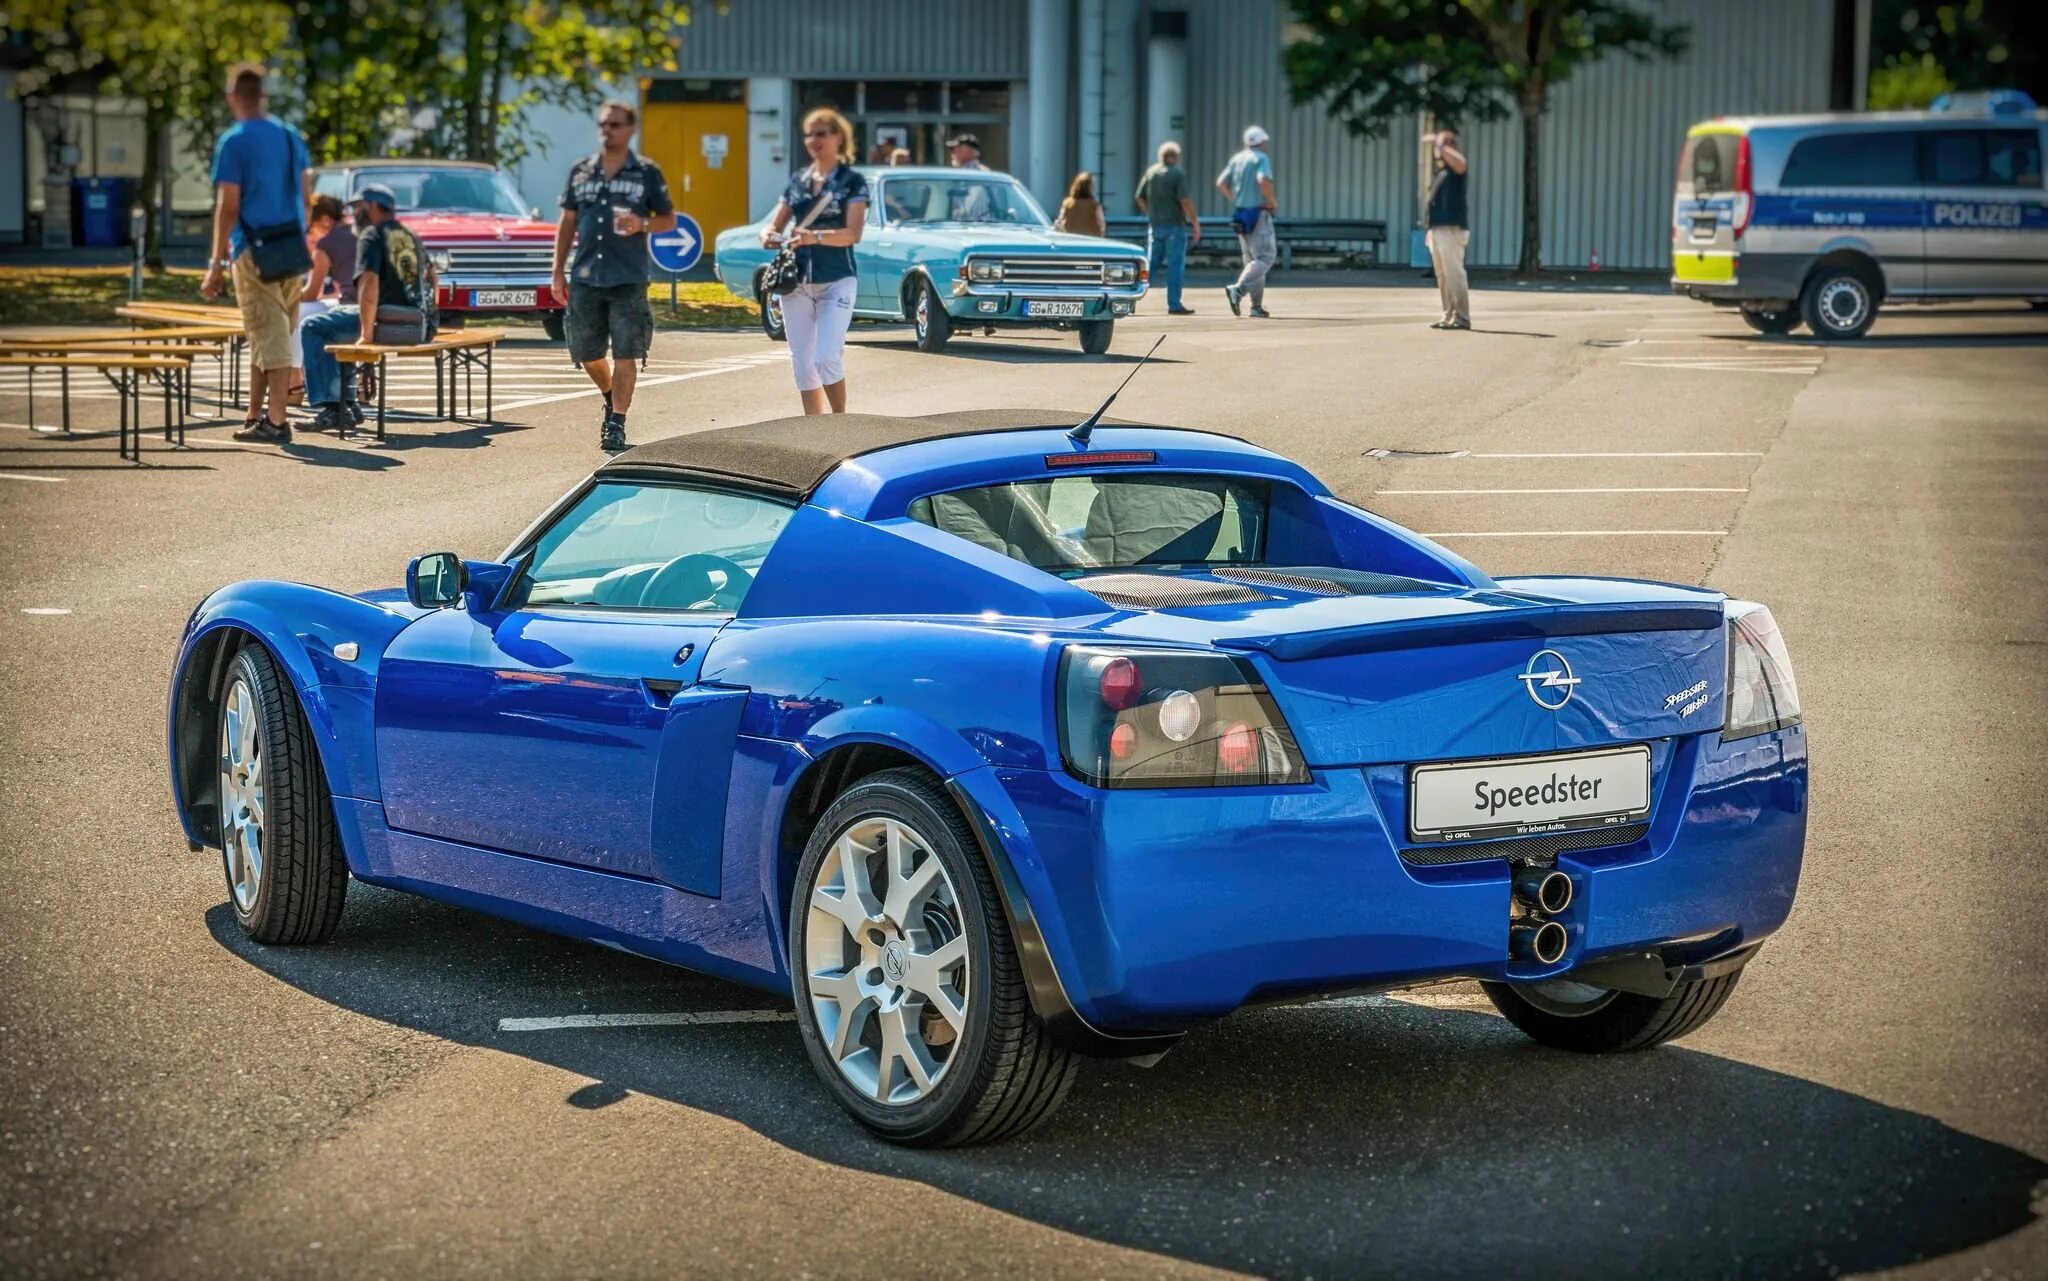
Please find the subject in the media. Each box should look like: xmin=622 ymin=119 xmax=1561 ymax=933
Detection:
xmin=1778 ymin=131 xmax=1918 ymax=188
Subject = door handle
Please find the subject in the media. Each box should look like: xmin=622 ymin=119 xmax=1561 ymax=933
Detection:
xmin=642 ymin=678 xmax=686 ymax=707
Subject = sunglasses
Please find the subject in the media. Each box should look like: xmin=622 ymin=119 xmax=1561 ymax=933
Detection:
xmin=805 ymin=128 xmax=839 ymax=139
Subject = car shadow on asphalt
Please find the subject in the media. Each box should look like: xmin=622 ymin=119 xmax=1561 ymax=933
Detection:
xmin=207 ymin=890 xmax=2046 ymax=1280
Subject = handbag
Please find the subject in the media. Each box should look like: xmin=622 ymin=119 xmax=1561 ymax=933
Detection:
xmin=762 ymin=183 xmax=833 ymax=295
xmin=240 ymin=122 xmax=313 ymax=284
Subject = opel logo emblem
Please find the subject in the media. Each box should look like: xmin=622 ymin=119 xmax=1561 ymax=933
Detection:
xmin=1517 ymin=649 xmax=1581 ymax=710
xmin=882 ymin=940 xmax=908 ymax=984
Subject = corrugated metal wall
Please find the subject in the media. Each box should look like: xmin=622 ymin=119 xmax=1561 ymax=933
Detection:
xmin=1179 ymin=0 xmax=1416 ymax=235
xmin=671 ymin=0 xmax=1029 ymax=78
xmin=1175 ymin=0 xmax=1834 ymax=269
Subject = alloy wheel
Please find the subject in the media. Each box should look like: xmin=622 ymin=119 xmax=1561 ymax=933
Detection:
xmin=915 ymin=287 xmax=931 ymax=339
xmin=218 ymin=678 xmax=266 ymax=912
xmin=804 ymin=816 xmax=969 ymax=1106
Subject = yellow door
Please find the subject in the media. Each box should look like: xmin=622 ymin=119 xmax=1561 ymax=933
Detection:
xmin=641 ymin=101 xmax=751 ymax=244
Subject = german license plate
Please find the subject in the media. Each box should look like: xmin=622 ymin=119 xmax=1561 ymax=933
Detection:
xmin=1023 ymin=299 xmax=1085 ymax=318
xmin=471 ymin=289 xmax=536 ymax=307
xmin=1409 ymin=745 xmax=1652 ymax=842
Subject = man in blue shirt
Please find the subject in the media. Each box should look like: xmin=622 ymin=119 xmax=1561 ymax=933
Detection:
xmin=200 ymin=62 xmax=311 ymax=444
xmin=1215 ymin=125 xmax=1277 ymax=318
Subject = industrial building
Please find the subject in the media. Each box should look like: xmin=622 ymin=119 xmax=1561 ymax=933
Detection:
xmin=507 ymin=0 xmax=1864 ymax=271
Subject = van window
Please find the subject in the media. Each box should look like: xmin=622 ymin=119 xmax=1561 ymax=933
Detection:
xmin=1923 ymin=129 xmax=2044 ymax=188
xmin=1681 ymin=134 xmax=1739 ymax=194
xmin=1779 ymin=131 xmax=1918 ymax=188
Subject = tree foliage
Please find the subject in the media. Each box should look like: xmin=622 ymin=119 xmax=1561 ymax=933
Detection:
xmin=1867 ymin=1 xmax=2041 ymax=109
xmin=1283 ymin=0 xmax=1689 ymax=272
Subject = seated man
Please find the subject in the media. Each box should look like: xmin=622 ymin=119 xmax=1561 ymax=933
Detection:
xmin=299 ymin=183 xmax=435 ymax=431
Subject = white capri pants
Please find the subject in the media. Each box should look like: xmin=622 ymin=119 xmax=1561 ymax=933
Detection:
xmin=782 ymin=276 xmax=857 ymax=391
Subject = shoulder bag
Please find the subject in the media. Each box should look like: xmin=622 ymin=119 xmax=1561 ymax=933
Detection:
xmin=240 ymin=123 xmax=313 ymax=284
xmin=762 ymin=178 xmax=833 ymax=296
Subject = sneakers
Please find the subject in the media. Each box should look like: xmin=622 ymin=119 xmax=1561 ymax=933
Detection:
xmin=307 ymin=404 xmax=352 ymax=433
xmin=1223 ymin=285 xmax=1243 ymax=317
xmin=600 ymin=412 xmax=627 ymax=453
xmin=1445 ymin=318 xmax=1472 ymax=330
xmin=1249 ymin=306 xmax=1271 ymax=319
xmin=346 ymin=401 xmax=365 ymax=426
xmin=233 ymin=418 xmax=293 ymax=444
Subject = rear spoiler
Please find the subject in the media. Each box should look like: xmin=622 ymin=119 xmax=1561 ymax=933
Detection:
xmin=1214 ymin=599 xmax=1725 ymax=662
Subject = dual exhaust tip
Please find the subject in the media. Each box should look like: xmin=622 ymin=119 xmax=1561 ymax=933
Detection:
xmin=1510 ymin=868 xmax=1574 ymax=965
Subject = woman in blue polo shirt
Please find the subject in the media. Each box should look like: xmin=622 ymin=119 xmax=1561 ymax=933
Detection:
xmin=760 ymin=107 xmax=868 ymax=415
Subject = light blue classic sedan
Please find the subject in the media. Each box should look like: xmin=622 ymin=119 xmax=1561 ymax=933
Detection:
xmin=713 ymin=166 xmax=1149 ymax=356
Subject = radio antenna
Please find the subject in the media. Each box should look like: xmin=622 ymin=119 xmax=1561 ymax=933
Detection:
xmin=1069 ymin=336 xmax=1166 ymax=445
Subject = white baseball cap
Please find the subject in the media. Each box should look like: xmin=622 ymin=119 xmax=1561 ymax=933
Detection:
xmin=1244 ymin=125 xmax=1270 ymax=147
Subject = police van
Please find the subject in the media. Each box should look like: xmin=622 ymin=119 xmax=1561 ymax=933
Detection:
xmin=1671 ymin=108 xmax=2047 ymax=338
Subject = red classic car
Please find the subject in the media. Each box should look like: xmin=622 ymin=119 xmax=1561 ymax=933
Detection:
xmin=310 ymin=159 xmax=567 ymax=340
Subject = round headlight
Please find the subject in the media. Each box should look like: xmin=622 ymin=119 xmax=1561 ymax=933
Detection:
xmin=1157 ymin=690 xmax=1202 ymax=742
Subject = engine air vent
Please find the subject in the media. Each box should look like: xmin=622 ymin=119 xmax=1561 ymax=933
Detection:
xmin=1072 ymin=573 xmax=1272 ymax=611
xmin=1212 ymin=566 xmax=1434 ymax=596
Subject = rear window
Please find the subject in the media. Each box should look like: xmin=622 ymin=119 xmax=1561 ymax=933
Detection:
xmin=1681 ymin=133 xmax=1739 ymax=194
xmin=1923 ymin=128 xmax=2043 ymax=188
xmin=908 ymin=474 xmax=1266 ymax=573
xmin=1780 ymin=131 xmax=1918 ymax=188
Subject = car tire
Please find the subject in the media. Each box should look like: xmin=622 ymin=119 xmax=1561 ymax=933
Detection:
xmin=1479 ymin=971 xmax=1741 ymax=1053
xmin=217 ymin=645 xmax=348 ymax=945
xmin=912 ymin=278 xmax=952 ymax=353
xmin=1799 ymin=263 xmax=1880 ymax=340
xmin=540 ymin=311 xmax=567 ymax=342
xmin=789 ymin=767 xmax=1078 ymax=1146
xmin=1739 ymin=307 xmax=1800 ymax=336
xmin=755 ymin=276 xmax=788 ymax=343
xmin=1078 ymin=319 xmax=1114 ymax=355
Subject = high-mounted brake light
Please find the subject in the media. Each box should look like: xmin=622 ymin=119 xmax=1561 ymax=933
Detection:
xmin=1045 ymin=450 xmax=1155 ymax=468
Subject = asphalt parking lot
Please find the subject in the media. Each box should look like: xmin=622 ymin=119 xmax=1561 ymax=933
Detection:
xmin=2 ymin=279 xmax=2044 ymax=1280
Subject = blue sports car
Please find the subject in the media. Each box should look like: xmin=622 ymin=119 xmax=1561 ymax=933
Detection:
xmin=168 ymin=409 xmax=1807 ymax=1145
xmin=712 ymin=166 xmax=1149 ymax=355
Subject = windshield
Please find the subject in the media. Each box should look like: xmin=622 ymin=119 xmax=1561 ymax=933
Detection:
xmin=878 ymin=175 xmax=1050 ymax=227
xmin=354 ymin=167 xmax=531 ymax=217
xmin=908 ymin=474 xmax=1267 ymax=572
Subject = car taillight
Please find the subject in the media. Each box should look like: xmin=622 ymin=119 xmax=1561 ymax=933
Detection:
xmin=1732 ymin=134 xmax=1753 ymax=238
xmin=1723 ymin=602 xmax=1800 ymax=740
xmin=1058 ymin=648 xmax=1310 ymax=788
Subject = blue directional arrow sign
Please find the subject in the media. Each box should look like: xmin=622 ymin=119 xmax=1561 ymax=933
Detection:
xmin=648 ymin=215 xmax=704 ymax=274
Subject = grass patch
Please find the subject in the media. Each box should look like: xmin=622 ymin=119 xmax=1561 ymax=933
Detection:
xmin=0 ymin=265 xmax=208 ymax=327
xmin=0 ymin=267 xmax=758 ymax=331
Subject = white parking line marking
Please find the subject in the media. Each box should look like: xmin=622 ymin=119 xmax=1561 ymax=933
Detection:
xmin=1622 ymin=360 xmax=1818 ymax=375
xmin=0 ymin=472 xmax=65 ymax=483
xmin=1468 ymin=451 xmax=1763 ymax=458
xmin=1380 ymin=487 xmax=1747 ymax=495
xmin=21 ymin=607 xmax=72 ymax=615
xmin=1422 ymin=529 xmax=1729 ymax=538
xmin=497 ymin=1010 xmax=794 ymax=1032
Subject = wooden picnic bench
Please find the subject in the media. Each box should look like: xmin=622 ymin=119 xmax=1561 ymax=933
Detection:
xmin=324 ymin=329 xmax=505 ymax=440
xmin=0 ymin=352 xmax=193 ymax=460
xmin=1103 ymin=215 xmax=1390 ymax=269
xmin=115 ymin=307 xmax=249 ymax=400
xmin=5 ymin=330 xmax=237 ymax=419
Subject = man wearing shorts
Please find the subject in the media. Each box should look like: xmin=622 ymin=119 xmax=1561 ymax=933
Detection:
xmin=551 ymin=100 xmax=677 ymax=452
xmin=200 ymin=62 xmax=311 ymax=444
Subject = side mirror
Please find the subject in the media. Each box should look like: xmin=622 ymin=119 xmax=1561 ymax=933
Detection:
xmin=406 ymin=552 xmax=466 ymax=609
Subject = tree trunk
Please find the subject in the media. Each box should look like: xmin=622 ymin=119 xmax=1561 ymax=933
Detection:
xmin=141 ymin=104 xmax=168 ymax=271
xmin=1517 ymin=82 xmax=1545 ymax=276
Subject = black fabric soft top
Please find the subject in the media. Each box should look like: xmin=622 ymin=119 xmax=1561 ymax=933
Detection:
xmin=595 ymin=408 xmax=1158 ymax=497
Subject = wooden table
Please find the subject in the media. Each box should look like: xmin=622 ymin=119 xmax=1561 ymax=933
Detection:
xmin=325 ymin=330 xmax=506 ymax=440
xmin=0 ymin=353 xmax=194 ymax=459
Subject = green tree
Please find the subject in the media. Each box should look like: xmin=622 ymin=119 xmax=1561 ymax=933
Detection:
xmin=1866 ymin=1 xmax=2038 ymax=109
xmin=1284 ymin=0 xmax=1689 ymax=274
xmin=3 ymin=0 xmax=290 ymax=266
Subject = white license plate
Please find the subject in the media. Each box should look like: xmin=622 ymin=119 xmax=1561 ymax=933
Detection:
xmin=1409 ymin=745 xmax=1651 ymax=842
xmin=1023 ymin=299 xmax=1085 ymax=318
xmin=471 ymin=289 xmax=536 ymax=307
